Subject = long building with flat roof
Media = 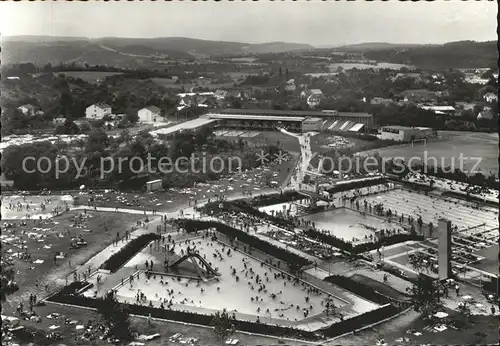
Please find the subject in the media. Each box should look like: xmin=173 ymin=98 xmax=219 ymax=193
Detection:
xmin=207 ymin=113 xmax=304 ymax=132
xmin=218 ymin=108 xmax=373 ymax=130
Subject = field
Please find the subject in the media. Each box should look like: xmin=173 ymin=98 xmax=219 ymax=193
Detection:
xmin=358 ymin=131 xmax=499 ymax=176
xmin=328 ymin=62 xmax=414 ymax=71
xmin=1 ymin=210 xmax=141 ymax=313
xmin=150 ymin=77 xmax=235 ymax=91
xmin=329 ymin=308 xmax=499 ymax=346
xmin=74 ymin=162 xmax=294 ymax=212
xmin=56 ymin=71 xmax=123 ymax=82
xmin=8 ymin=301 xmax=311 ymax=346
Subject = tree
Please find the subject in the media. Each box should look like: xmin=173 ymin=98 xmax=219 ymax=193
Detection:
xmin=407 ymin=274 xmax=442 ymax=319
xmin=96 ymin=291 xmax=132 ymax=342
xmin=1 ymin=261 xmax=18 ymax=301
xmin=210 ymin=310 xmax=236 ymax=345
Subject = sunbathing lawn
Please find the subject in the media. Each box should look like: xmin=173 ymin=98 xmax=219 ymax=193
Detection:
xmin=1 ymin=211 xmax=142 ymax=313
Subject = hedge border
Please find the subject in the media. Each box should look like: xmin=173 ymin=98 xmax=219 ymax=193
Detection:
xmin=100 ymin=233 xmax=160 ymax=272
xmin=46 ymin=287 xmax=401 ymax=340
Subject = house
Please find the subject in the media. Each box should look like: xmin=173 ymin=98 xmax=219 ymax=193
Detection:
xmin=483 ymin=92 xmax=498 ymax=103
xmin=401 ymin=89 xmax=437 ymax=103
xmin=214 ymin=89 xmax=229 ymax=100
xmin=53 ymin=117 xmax=66 ymax=126
xmin=455 ymin=102 xmax=476 ymax=111
xmin=179 ymin=94 xmax=216 ymax=109
xmin=17 ymin=104 xmax=37 ymax=116
xmin=85 ymin=103 xmax=112 ymax=120
xmin=196 ymin=76 xmax=213 ymax=86
xmin=306 ymin=89 xmax=323 ymax=108
xmin=227 ymin=89 xmax=251 ymax=100
xmin=419 ymin=105 xmax=456 ymax=116
xmin=477 ymin=109 xmax=494 ymax=120
xmin=138 ymin=106 xmax=163 ymax=123
xmin=285 ymin=79 xmax=296 ymax=92
xmin=391 ymin=73 xmax=423 ymax=83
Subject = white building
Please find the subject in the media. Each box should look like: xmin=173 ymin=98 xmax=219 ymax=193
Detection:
xmin=380 ymin=126 xmax=433 ymax=142
xmin=477 ymin=109 xmax=494 ymax=120
xmin=53 ymin=117 xmax=66 ymax=126
xmin=419 ymin=105 xmax=456 ymax=116
xmin=85 ymin=103 xmax=112 ymax=120
xmin=483 ymin=92 xmax=498 ymax=103
xmin=138 ymin=106 xmax=163 ymax=123
xmin=306 ymin=89 xmax=324 ymax=108
xmin=302 ymin=117 xmax=323 ymax=132
xmin=18 ymin=104 xmax=37 ymax=116
xmin=146 ymin=179 xmax=163 ymax=192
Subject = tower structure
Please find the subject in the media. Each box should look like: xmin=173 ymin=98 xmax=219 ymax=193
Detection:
xmin=438 ymin=218 xmax=452 ymax=280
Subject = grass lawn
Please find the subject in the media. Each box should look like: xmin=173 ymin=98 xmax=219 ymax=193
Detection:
xmin=357 ymin=131 xmax=499 ymax=176
xmin=2 ymin=211 xmax=141 ymax=313
xmin=12 ymin=303 xmax=313 ymax=346
xmin=329 ymin=308 xmax=498 ymax=345
xmin=74 ymin=159 xmax=295 ymax=212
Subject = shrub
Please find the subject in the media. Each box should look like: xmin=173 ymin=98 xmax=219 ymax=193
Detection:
xmin=250 ymin=191 xmax=302 ymax=207
xmin=324 ymin=275 xmax=390 ymax=305
xmin=47 ymin=292 xmax=319 ymax=340
xmin=47 ymin=290 xmax=400 ymax=340
xmin=199 ymin=200 xmax=294 ymax=229
xmin=325 ymin=177 xmax=388 ymax=194
xmin=304 ymin=229 xmax=423 ymax=254
xmin=319 ymin=304 xmax=399 ymax=338
xmin=174 ymin=219 xmax=311 ymax=267
xmin=101 ymin=233 xmax=160 ymax=272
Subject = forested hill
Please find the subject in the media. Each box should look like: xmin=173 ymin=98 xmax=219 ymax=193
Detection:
xmin=363 ymin=41 xmax=497 ymax=69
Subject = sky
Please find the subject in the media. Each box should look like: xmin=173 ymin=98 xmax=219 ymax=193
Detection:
xmin=0 ymin=1 xmax=496 ymax=47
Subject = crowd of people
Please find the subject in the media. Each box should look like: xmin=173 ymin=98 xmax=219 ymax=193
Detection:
xmin=112 ymin=232 xmax=337 ymax=324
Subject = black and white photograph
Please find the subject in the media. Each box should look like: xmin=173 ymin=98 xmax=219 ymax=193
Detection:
xmin=0 ymin=1 xmax=498 ymax=345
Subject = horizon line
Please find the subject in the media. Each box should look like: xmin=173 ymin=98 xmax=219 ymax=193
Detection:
xmin=2 ymin=34 xmax=495 ymax=48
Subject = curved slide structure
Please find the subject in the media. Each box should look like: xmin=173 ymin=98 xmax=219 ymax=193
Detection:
xmin=168 ymin=252 xmax=220 ymax=282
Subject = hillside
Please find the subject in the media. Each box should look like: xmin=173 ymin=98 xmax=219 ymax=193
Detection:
xmin=3 ymin=36 xmax=313 ymax=65
xmin=333 ymin=42 xmax=430 ymax=52
xmin=93 ymin=37 xmax=312 ymax=56
xmin=363 ymin=40 xmax=497 ymax=69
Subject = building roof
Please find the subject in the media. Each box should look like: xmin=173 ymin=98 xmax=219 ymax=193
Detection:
xmin=349 ymin=123 xmax=365 ymax=132
xmin=420 ymin=105 xmax=455 ymax=111
xmin=304 ymin=117 xmax=323 ymax=122
xmin=89 ymin=102 xmax=111 ymax=110
xmin=151 ymin=118 xmax=218 ymax=137
xmin=309 ymin=89 xmax=323 ymax=95
xmin=208 ymin=113 xmax=305 ymax=122
xmin=18 ymin=104 xmax=36 ymax=110
xmin=401 ymin=89 xmax=436 ymax=98
xmin=142 ymin=106 xmax=161 ymax=113
xmin=382 ymin=125 xmax=418 ymax=131
xmin=219 ymin=108 xmax=373 ymax=118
